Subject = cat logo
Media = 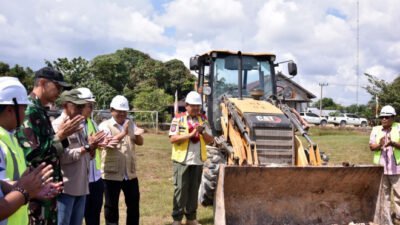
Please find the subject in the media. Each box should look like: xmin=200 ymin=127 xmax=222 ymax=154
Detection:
xmin=256 ymin=115 xmax=282 ymax=123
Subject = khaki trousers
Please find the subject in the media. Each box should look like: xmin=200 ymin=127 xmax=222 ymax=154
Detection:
xmin=382 ymin=175 xmax=400 ymax=225
xmin=171 ymin=162 xmax=203 ymax=221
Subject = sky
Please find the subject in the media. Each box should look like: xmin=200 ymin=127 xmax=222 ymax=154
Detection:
xmin=0 ymin=0 xmax=399 ymax=106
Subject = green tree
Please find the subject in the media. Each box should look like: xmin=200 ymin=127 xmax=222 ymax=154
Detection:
xmin=46 ymin=57 xmax=91 ymax=87
xmin=133 ymin=89 xmax=173 ymax=121
xmin=365 ymin=73 xmax=400 ymax=115
xmin=0 ymin=62 xmax=34 ymax=91
xmin=0 ymin=62 xmax=10 ymax=74
xmin=164 ymin=59 xmax=196 ymax=99
xmin=312 ymin=98 xmax=341 ymax=110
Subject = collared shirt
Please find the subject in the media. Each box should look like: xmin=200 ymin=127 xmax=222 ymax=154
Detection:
xmin=52 ymin=112 xmax=90 ymax=196
xmin=370 ymin=123 xmax=400 ymax=175
xmin=16 ymin=93 xmax=65 ymax=182
xmin=0 ymin=181 xmax=6 ymax=225
xmin=0 ymin=130 xmax=18 ymax=181
xmin=0 ymin=146 xmax=5 ymax=181
xmin=98 ymin=117 xmax=139 ymax=180
xmin=83 ymin=120 xmax=102 ymax=183
xmin=0 ymin=146 xmax=5 ymax=225
xmin=169 ymin=112 xmax=211 ymax=165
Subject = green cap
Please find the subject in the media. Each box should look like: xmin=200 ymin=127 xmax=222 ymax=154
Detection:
xmin=59 ymin=89 xmax=87 ymax=105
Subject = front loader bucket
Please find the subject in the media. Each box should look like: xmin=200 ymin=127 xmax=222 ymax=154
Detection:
xmin=214 ymin=165 xmax=383 ymax=225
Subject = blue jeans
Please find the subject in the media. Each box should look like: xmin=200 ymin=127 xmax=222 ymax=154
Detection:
xmin=57 ymin=193 xmax=86 ymax=225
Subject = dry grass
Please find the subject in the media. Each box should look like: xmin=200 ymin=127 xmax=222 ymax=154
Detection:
xmin=94 ymin=127 xmax=373 ymax=225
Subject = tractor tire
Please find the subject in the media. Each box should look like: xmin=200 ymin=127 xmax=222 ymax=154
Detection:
xmin=198 ymin=146 xmax=226 ymax=207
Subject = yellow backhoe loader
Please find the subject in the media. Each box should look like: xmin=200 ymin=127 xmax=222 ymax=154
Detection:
xmin=189 ymin=50 xmax=383 ymax=225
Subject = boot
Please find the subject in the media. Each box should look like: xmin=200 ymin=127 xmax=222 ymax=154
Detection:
xmin=186 ymin=220 xmax=202 ymax=225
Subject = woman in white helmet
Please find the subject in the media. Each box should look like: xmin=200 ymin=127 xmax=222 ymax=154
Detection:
xmin=0 ymin=77 xmax=62 ymax=224
xmin=370 ymin=105 xmax=400 ymax=225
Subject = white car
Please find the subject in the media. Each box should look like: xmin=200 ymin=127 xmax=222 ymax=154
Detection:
xmin=328 ymin=113 xmax=368 ymax=127
xmin=299 ymin=112 xmax=328 ymax=126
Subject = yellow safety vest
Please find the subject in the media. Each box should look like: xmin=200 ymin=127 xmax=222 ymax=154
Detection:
xmin=0 ymin=126 xmax=28 ymax=225
xmin=87 ymin=118 xmax=101 ymax=170
xmin=171 ymin=114 xmax=207 ymax=163
xmin=373 ymin=122 xmax=400 ymax=165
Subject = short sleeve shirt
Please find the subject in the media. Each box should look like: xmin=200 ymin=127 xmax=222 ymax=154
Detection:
xmin=0 ymin=180 xmax=6 ymax=225
xmin=0 ymin=146 xmax=5 ymax=180
xmin=169 ymin=113 xmax=211 ymax=165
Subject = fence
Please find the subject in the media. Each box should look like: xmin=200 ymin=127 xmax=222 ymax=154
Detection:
xmin=92 ymin=110 xmax=159 ymax=133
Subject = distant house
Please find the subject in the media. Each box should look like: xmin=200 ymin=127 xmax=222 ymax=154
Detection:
xmin=276 ymin=73 xmax=316 ymax=112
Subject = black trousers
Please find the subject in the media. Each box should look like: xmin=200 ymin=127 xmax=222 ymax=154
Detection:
xmin=84 ymin=178 xmax=104 ymax=225
xmin=103 ymin=178 xmax=140 ymax=225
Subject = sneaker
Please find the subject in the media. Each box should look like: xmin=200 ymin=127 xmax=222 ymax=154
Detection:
xmin=172 ymin=221 xmax=182 ymax=225
xmin=186 ymin=220 xmax=202 ymax=225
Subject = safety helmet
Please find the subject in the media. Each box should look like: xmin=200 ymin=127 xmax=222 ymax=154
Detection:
xmin=77 ymin=87 xmax=96 ymax=102
xmin=110 ymin=95 xmax=130 ymax=111
xmin=185 ymin=91 xmax=202 ymax=105
xmin=380 ymin=105 xmax=396 ymax=117
xmin=0 ymin=77 xmax=31 ymax=105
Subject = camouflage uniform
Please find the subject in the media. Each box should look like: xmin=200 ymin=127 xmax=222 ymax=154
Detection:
xmin=16 ymin=93 xmax=68 ymax=225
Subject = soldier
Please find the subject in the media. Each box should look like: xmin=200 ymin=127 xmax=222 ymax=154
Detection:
xmin=16 ymin=67 xmax=83 ymax=225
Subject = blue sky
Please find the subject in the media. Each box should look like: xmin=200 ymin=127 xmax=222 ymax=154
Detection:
xmin=0 ymin=0 xmax=399 ymax=106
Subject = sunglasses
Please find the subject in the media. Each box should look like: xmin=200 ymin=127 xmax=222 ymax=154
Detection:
xmin=380 ymin=116 xmax=392 ymax=120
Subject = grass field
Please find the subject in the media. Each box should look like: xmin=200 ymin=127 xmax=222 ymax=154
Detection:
xmin=97 ymin=126 xmax=375 ymax=225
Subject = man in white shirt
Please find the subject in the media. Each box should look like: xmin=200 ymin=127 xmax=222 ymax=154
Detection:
xmin=98 ymin=95 xmax=143 ymax=225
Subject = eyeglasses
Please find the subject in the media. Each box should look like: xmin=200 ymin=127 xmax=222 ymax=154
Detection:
xmin=47 ymin=80 xmax=64 ymax=92
xmin=380 ymin=116 xmax=392 ymax=120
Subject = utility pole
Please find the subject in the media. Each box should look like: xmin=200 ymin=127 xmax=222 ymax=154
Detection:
xmin=356 ymin=0 xmax=360 ymax=110
xmin=319 ymin=83 xmax=328 ymax=117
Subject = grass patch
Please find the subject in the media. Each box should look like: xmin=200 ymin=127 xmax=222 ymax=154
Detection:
xmin=96 ymin=127 xmax=374 ymax=225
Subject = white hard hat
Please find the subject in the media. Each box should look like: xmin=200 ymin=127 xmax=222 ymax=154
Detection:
xmin=0 ymin=77 xmax=31 ymax=105
xmin=380 ymin=105 xmax=396 ymax=117
xmin=77 ymin=87 xmax=96 ymax=102
xmin=110 ymin=95 xmax=130 ymax=111
xmin=185 ymin=91 xmax=202 ymax=105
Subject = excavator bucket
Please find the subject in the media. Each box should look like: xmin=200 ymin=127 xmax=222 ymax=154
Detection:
xmin=214 ymin=165 xmax=384 ymax=225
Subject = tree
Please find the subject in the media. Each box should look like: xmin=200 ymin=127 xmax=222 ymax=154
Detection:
xmin=133 ymin=89 xmax=173 ymax=122
xmin=164 ymin=59 xmax=196 ymax=99
xmin=46 ymin=57 xmax=91 ymax=87
xmin=311 ymin=98 xmax=340 ymax=110
xmin=0 ymin=62 xmax=34 ymax=91
xmin=365 ymin=73 xmax=400 ymax=116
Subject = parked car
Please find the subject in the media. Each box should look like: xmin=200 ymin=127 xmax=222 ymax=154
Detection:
xmin=299 ymin=112 xmax=328 ymax=126
xmin=328 ymin=113 xmax=368 ymax=127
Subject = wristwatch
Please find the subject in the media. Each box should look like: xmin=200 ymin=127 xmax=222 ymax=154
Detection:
xmin=84 ymin=144 xmax=90 ymax=152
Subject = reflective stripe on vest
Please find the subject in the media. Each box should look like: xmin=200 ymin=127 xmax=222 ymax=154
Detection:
xmin=171 ymin=115 xmax=207 ymax=163
xmin=87 ymin=119 xmax=101 ymax=170
xmin=0 ymin=126 xmax=28 ymax=225
xmin=373 ymin=122 xmax=400 ymax=165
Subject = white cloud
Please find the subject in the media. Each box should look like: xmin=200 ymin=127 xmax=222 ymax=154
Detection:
xmin=0 ymin=0 xmax=399 ymax=106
